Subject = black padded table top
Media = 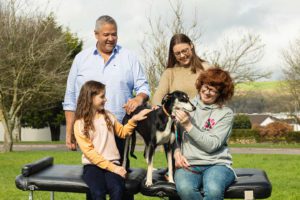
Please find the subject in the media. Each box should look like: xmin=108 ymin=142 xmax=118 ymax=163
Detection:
xmin=15 ymin=157 xmax=272 ymax=199
xmin=15 ymin=157 xmax=146 ymax=195
xmin=140 ymin=168 xmax=272 ymax=199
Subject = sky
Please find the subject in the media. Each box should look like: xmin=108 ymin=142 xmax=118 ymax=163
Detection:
xmin=29 ymin=0 xmax=300 ymax=80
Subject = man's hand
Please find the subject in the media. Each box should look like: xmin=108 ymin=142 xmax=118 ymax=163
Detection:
xmin=66 ymin=133 xmax=77 ymax=151
xmin=174 ymin=151 xmax=190 ymax=169
xmin=65 ymin=111 xmax=77 ymax=151
xmin=123 ymin=96 xmax=143 ymax=114
xmin=113 ymin=165 xmax=127 ymax=178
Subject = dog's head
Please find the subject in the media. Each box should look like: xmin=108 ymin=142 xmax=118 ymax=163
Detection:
xmin=162 ymin=91 xmax=196 ymax=115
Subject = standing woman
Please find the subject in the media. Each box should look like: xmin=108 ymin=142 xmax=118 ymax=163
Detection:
xmin=152 ymin=33 xmax=210 ymax=105
xmin=174 ymin=68 xmax=235 ymax=200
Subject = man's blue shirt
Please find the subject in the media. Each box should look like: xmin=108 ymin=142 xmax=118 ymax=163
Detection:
xmin=63 ymin=44 xmax=150 ymax=121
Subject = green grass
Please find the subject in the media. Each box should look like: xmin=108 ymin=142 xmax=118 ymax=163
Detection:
xmin=236 ymin=81 xmax=286 ymax=91
xmin=4 ymin=141 xmax=300 ymax=148
xmin=0 ymin=151 xmax=300 ymax=199
xmin=228 ymin=143 xmax=300 ymax=148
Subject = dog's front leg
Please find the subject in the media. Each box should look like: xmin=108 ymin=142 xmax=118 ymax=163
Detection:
xmin=167 ymin=147 xmax=174 ymax=183
xmin=145 ymin=158 xmax=154 ymax=187
xmin=122 ymin=136 xmax=130 ymax=168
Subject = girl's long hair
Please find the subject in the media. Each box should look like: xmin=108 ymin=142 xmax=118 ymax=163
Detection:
xmin=167 ymin=33 xmax=205 ymax=73
xmin=75 ymin=80 xmax=113 ymax=138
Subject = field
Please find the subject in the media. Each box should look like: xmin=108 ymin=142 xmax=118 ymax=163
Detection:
xmin=0 ymin=150 xmax=299 ymax=200
xmin=235 ymin=81 xmax=286 ymax=91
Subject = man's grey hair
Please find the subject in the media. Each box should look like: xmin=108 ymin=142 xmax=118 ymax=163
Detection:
xmin=95 ymin=15 xmax=117 ymax=32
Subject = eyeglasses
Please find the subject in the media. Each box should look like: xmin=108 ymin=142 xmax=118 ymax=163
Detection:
xmin=173 ymin=48 xmax=191 ymax=57
xmin=201 ymin=84 xmax=219 ymax=95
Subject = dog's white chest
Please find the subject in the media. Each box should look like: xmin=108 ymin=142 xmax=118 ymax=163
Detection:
xmin=156 ymin=118 xmax=173 ymax=145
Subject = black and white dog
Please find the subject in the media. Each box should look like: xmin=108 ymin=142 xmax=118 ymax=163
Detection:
xmin=122 ymin=91 xmax=196 ymax=186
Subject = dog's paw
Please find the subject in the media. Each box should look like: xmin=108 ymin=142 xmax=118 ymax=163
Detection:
xmin=145 ymin=180 xmax=153 ymax=187
xmin=168 ymin=178 xmax=175 ymax=184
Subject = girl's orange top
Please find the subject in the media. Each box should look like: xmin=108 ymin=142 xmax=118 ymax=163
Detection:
xmin=74 ymin=112 xmax=136 ymax=173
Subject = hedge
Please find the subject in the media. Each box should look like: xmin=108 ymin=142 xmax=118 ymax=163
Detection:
xmin=230 ymin=129 xmax=300 ymax=143
xmin=285 ymin=131 xmax=300 ymax=143
xmin=230 ymin=129 xmax=260 ymax=143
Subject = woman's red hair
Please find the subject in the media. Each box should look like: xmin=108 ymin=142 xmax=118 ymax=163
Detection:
xmin=196 ymin=67 xmax=234 ymax=105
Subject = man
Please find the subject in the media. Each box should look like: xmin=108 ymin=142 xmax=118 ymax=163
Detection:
xmin=63 ymin=15 xmax=149 ymax=160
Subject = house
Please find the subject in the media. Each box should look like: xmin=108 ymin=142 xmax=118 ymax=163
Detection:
xmin=246 ymin=113 xmax=300 ymax=131
xmin=281 ymin=118 xmax=300 ymax=131
xmin=247 ymin=114 xmax=278 ymax=127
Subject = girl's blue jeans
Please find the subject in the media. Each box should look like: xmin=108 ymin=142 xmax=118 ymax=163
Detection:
xmin=175 ymin=165 xmax=235 ymax=200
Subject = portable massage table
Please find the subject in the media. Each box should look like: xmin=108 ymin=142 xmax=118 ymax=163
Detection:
xmin=15 ymin=157 xmax=272 ymax=200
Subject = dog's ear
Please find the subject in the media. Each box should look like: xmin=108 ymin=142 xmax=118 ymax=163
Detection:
xmin=161 ymin=93 xmax=170 ymax=105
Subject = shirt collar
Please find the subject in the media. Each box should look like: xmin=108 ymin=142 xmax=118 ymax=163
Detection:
xmin=174 ymin=63 xmax=192 ymax=69
xmin=93 ymin=43 xmax=120 ymax=55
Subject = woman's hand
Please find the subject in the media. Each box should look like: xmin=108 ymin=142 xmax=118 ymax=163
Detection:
xmin=113 ymin=165 xmax=127 ymax=178
xmin=174 ymin=151 xmax=190 ymax=169
xmin=131 ymin=109 xmax=152 ymax=122
xmin=175 ymin=110 xmax=193 ymax=131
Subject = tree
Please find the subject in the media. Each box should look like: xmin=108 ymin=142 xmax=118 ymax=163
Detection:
xmin=282 ymin=36 xmax=300 ymax=113
xmin=141 ymin=0 xmax=269 ymax=94
xmin=19 ymin=29 xmax=82 ymax=142
xmin=141 ymin=0 xmax=202 ymax=94
xmin=0 ymin=0 xmax=82 ymax=152
xmin=21 ymin=102 xmax=65 ymax=141
xmin=205 ymin=32 xmax=271 ymax=83
xmin=233 ymin=115 xmax=252 ymax=129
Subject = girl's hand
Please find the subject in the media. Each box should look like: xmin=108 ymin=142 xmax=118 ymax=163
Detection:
xmin=113 ymin=166 xmax=127 ymax=178
xmin=131 ymin=109 xmax=152 ymax=122
xmin=175 ymin=110 xmax=193 ymax=131
xmin=174 ymin=151 xmax=190 ymax=169
xmin=151 ymin=105 xmax=160 ymax=110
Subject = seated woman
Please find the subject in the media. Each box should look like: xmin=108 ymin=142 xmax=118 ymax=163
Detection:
xmin=174 ymin=67 xmax=235 ymax=200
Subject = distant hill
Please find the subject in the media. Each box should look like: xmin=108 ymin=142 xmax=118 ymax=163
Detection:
xmin=235 ymin=81 xmax=288 ymax=95
xmin=230 ymin=81 xmax=292 ymax=113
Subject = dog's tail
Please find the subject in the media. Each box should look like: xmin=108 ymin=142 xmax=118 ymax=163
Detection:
xmin=129 ymin=131 xmax=137 ymax=159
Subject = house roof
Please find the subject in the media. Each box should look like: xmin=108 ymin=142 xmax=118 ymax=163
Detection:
xmin=246 ymin=114 xmax=300 ymax=126
xmin=247 ymin=115 xmax=269 ymax=125
xmin=247 ymin=114 xmax=279 ymax=125
xmin=282 ymin=118 xmax=299 ymax=124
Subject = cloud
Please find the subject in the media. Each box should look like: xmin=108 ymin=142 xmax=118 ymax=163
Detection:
xmin=27 ymin=0 xmax=300 ymax=80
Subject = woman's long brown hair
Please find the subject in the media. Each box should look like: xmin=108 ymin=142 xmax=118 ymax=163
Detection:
xmin=167 ymin=33 xmax=206 ymax=73
xmin=75 ymin=81 xmax=113 ymax=138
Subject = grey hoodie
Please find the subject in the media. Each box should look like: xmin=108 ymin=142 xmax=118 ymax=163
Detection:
xmin=176 ymin=95 xmax=234 ymax=166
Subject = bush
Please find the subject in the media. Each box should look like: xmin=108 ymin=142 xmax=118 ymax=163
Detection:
xmin=233 ymin=115 xmax=252 ymax=129
xmin=230 ymin=129 xmax=260 ymax=143
xmin=258 ymin=121 xmax=293 ymax=138
xmin=285 ymin=131 xmax=300 ymax=143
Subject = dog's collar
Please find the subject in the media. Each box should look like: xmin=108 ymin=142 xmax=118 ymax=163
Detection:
xmin=162 ymin=105 xmax=171 ymax=117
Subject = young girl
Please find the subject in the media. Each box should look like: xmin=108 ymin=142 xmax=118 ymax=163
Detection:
xmin=74 ymin=80 xmax=151 ymax=200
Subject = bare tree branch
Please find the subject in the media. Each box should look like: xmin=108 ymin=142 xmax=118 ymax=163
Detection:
xmin=206 ymin=32 xmax=269 ymax=83
xmin=282 ymin=36 xmax=300 ymax=113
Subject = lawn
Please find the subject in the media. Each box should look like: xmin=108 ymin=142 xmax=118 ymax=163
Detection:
xmin=0 ymin=151 xmax=299 ymax=200
xmin=2 ymin=141 xmax=300 ymax=148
